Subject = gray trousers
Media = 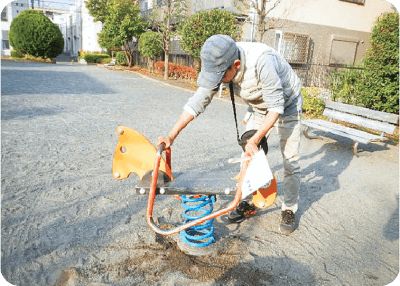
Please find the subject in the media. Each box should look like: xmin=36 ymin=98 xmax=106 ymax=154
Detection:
xmin=245 ymin=111 xmax=301 ymax=213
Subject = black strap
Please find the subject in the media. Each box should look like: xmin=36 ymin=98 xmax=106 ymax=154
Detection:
xmin=229 ymin=82 xmax=240 ymax=144
xmin=229 ymin=82 xmax=269 ymax=154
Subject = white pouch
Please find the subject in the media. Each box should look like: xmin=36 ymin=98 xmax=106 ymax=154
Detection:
xmin=241 ymin=150 xmax=273 ymax=200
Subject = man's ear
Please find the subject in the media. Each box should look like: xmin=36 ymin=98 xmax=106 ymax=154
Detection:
xmin=233 ymin=59 xmax=241 ymax=70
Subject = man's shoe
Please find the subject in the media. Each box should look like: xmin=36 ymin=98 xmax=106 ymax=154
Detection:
xmin=279 ymin=210 xmax=296 ymax=235
xmin=228 ymin=201 xmax=257 ymax=223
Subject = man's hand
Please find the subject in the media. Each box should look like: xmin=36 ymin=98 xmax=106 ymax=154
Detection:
xmin=157 ymin=136 xmax=174 ymax=148
xmin=244 ymin=111 xmax=280 ymax=157
xmin=244 ymin=140 xmax=259 ymax=157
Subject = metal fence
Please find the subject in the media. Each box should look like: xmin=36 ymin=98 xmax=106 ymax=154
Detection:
xmin=131 ymin=44 xmax=360 ymax=89
xmin=133 ymin=51 xmax=193 ymax=69
xmin=291 ymin=64 xmax=365 ymax=89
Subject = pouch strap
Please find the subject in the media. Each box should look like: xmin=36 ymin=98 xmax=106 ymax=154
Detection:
xmin=229 ymin=82 xmax=240 ymax=144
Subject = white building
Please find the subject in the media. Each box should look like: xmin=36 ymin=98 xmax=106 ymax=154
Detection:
xmin=53 ymin=0 xmax=103 ymax=57
xmin=1 ymin=0 xmax=30 ymax=56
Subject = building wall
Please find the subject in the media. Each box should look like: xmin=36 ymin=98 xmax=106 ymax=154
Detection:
xmin=235 ymin=0 xmax=397 ymax=86
xmin=267 ymin=0 xmax=396 ymax=33
xmin=81 ymin=5 xmax=103 ymax=53
xmin=259 ymin=18 xmax=374 ymax=87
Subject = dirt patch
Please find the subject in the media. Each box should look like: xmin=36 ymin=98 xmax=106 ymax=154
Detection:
xmin=75 ymin=235 xmax=247 ymax=285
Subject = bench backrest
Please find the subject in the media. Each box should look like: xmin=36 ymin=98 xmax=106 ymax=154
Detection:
xmin=323 ymin=102 xmax=399 ymax=134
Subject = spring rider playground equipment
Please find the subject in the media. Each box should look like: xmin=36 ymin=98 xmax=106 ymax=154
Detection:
xmin=112 ymin=126 xmax=277 ymax=253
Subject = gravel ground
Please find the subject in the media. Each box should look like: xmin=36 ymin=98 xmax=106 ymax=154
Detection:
xmin=1 ymin=60 xmax=399 ymax=286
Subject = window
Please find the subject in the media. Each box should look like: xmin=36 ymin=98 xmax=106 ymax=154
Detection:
xmin=329 ymin=35 xmax=360 ymax=66
xmin=330 ymin=40 xmax=358 ymax=66
xmin=2 ymin=30 xmax=9 ymax=50
xmin=195 ymin=0 xmax=224 ymax=11
xmin=1 ymin=7 xmax=7 ymax=21
xmin=274 ymin=31 xmax=310 ymax=64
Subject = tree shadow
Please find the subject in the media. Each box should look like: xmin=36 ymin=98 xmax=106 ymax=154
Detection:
xmin=296 ymin=141 xmax=354 ymax=219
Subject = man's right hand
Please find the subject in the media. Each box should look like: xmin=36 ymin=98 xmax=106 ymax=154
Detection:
xmin=157 ymin=136 xmax=174 ymax=148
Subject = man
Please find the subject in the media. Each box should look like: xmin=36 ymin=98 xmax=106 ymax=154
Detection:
xmin=157 ymin=34 xmax=302 ymax=235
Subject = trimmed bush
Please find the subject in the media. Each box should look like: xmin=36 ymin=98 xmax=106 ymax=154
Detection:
xmin=155 ymin=61 xmax=197 ymax=80
xmin=11 ymin=49 xmax=24 ymax=58
xmin=116 ymin=51 xmax=127 ymax=66
xmin=9 ymin=10 xmax=64 ymax=58
xmin=83 ymin=53 xmax=110 ymax=63
xmin=138 ymin=32 xmax=163 ymax=59
xmin=301 ymin=88 xmax=326 ymax=117
xmin=362 ymin=12 xmax=399 ymax=113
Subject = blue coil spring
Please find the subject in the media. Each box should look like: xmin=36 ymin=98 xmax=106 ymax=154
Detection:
xmin=179 ymin=195 xmax=216 ymax=248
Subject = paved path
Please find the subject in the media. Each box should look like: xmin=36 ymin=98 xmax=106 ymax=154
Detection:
xmin=1 ymin=60 xmax=399 ymax=286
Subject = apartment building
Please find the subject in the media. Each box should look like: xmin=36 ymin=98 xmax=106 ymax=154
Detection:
xmin=53 ymin=0 xmax=103 ymax=57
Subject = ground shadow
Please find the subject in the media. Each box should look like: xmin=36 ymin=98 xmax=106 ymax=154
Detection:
xmin=383 ymin=195 xmax=399 ymax=240
xmin=214 ymin=255 xmax=316 ymax=285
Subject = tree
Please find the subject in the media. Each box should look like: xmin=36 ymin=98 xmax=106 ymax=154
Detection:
xmin=97 ymin=0 xmax=146 ymax=67
xmin=234 ymin=0 xmax=282 ymax=43
xmin=85 ymin=0 xmax=110 ymax=23
xmin=178 ymin=9 xmax=241 ymax=70
xmin=9 ymin=10 xmax=64 ymax=58
xmin=361 ymin=12 xmax=399 ymax=113
xmin=138 ymin=31 xmax=163 ymax=72
xmin=147 ymin=0 xmax=188 ymax=80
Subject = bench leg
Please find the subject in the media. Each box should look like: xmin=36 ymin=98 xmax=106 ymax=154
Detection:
xmin=353 ymin=141 xmax=370 ymax=157
xmin=302 ymin=126 xmax=320 ymax=139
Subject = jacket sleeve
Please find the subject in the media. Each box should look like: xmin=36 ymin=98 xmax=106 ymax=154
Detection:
xmin=183 ymin=86 xmax=219 ymax=117
xmin=257 ymin=53 xmax=285 ymax=115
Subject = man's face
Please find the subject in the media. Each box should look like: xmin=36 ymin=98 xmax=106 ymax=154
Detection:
xmin=221 ymin=67 xmax=237 ymax=83
xmin=221 ymin=59 xmax=241 ymax=83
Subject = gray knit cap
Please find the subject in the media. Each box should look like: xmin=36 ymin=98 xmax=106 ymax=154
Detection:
xmin=197 ymin=34 xmax=239 ymax=89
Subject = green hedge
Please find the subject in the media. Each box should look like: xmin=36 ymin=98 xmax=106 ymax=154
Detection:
xmin=83 ymin=53 xmax=110 ymax=63
xmin=301 ymin=88 xmax=326 ymax=117
xmin=11 ymin=49 xmax=24 ymax=58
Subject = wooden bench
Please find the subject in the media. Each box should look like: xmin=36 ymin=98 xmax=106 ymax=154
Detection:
xmin=302 ymin=102 xmax=399 ymax=156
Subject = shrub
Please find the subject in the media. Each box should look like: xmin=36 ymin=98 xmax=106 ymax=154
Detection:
xmin=155 ymin=61 xmax=197 ymax=81
xmin=11 ymin=49 xmax=24 ymax=58
xmin=9 ymin=10 xmax=64 ymax=58
xmin=302 ymin=88 xmax=326 ymax=117
xmin=138 ymin=32 xmax=163 ymax=59
xmin=328 ymin=63 xmax=365 ymax=105
xmin=138 ymin=32 xmax=163 ymax=71
xmin=116 ymin=51 xmax=127 ymax=66
xmin=83 ymin=53 xmax=110 ymax=63
xmin=361 ymin=12 xmax=399 ymax=114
